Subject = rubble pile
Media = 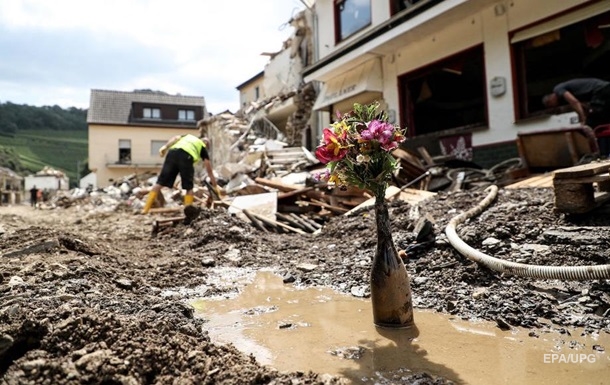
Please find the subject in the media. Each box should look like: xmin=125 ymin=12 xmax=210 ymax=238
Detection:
xmin=35 ymin=166 xmax=66 ymax=178
xmin=33 ymin=140 xmax=538 ymax=242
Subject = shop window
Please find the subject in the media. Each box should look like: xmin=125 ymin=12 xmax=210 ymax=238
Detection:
xmin=399 ymin=46 xmax=486 ymax=136
xmin=513 ymin=11 xmax=610 ymax=120
xmin=335 ymin=0 xmax=372 ymax=42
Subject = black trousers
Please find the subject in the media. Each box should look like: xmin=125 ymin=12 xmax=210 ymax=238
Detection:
xmin=587 ymin=84 xmax=610 ymax=129
xmin=157 ymin=149 xmax=195 ymax=190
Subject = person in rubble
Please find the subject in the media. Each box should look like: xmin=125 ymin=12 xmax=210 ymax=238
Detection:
xmin=29 ymin=185 xmax=39 ymax=208
xmin=141 ymin=130 xmax=220 ymax=214
xmin=542 ymin=77 xmax=610 ymax=129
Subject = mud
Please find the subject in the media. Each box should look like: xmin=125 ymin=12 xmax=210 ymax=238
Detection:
xmin=1 ymin=186 xmax=609 ymax=384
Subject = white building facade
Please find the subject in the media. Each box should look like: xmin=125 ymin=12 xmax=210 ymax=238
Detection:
xmin=24 ymin=174 xmax=69 ymax=191
xmin=305 ymin=0 xmax=610 ymax=166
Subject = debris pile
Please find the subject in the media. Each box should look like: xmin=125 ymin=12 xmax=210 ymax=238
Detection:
xmin=35 ymin=166 xmax=67 ymax=178
xmin=34 ymin=138 xmax=545 ymax=239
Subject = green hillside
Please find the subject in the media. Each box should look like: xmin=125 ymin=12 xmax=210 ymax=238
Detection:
xmin=0 ymin=130 xmax=88 ymax=183
xmin=0 ymin=102 xmax=88 ymax=187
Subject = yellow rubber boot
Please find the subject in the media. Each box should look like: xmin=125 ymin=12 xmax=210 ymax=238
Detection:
xmin=141 ymin=191 xmax=158 ymax=214
xmin=184 ymin=194 xmax=194 ymax=206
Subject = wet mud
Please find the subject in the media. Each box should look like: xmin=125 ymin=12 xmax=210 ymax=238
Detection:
xmin=1 ymin=187 xmax=609 ymax=384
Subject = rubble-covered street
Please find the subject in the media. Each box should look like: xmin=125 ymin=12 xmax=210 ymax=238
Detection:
xmin=1 ymin=178 xmax=609 ymax=384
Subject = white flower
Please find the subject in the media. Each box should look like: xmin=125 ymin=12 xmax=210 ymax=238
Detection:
xmin=356 ymin=154 xmax=371 ymax=164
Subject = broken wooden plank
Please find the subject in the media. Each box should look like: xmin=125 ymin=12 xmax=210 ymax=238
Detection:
xmin=554 ymin=186 xmax=610 ymax=214
xmin=392 ymin=148 xmax=425 ymax=168
xmin=152 ymin=216 xmax=185 ymax=236
xmin=154 ymin=216 xmax=187 ymax=225
xmin=148 ymin=207 xmax=183 ymax=215
xmin=303 ymin=188 xmax=330 ymax=201
xmin=333 ymin=197 xmax=369 ymax=207
xmin=553 ymin=161 xmax=610 ymax=179
xmin=228 ymin=192 xmax=278 ymax=223
xmin=345 ymin=186 xmax=436 ymax=216
xmin=417 ymin=147 xmax=435 ymax=167
xmin=287 ymin=213 xmax=318 ymax=233
xmin=254 ymin=177 xmax=302 ymax=192
xmin=388 ymin=171 xmax=431 ymax=200
xmin=297 ymin=199 xmax=349 ymax=214
xmin=278 ymin=187 xmax=314 ymax=200
xmin=298 ymin=214 xmax=322 ymax=230
xmin=276 ymin=212 xmax=311 ymax=233
xmin=217 ymin=192 xmax=302 ymax=234
xmin=553 ymin=161 xmax=610 ymax=213
xmin=253 ymin=213 xmax=305 ymax=234
xmin=242 ymin=209 xmax=269 ymax=233
xmin=553 ymin=173 xmax=610 ymax=185
xmin=392 ymin=148 xmax=427 ymax=178
xmin=505 ymin=173 xmax=554 ymax=189
xmin=277 ymin=204 xmax=316 ymax=214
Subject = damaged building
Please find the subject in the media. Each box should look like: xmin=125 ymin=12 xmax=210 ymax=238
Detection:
xmin=304 ymin=0 xmax=610 ymax=170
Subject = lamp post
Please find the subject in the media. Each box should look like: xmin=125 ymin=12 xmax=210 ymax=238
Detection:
xmin=76 ymin=160 xmax=80 ymax=189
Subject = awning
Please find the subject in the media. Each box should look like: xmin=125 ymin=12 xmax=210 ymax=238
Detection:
xmin=312 ymin=59 xmax=383 ymax=111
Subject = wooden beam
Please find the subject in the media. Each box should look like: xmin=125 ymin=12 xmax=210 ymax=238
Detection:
xmin=252 ymin=212 xmax=306 ymax=234
xmin=297 ymin=199 xmax=349 ymax=214
xmin=148 ymin=207 xmax=183 ymax=214
xmin=276 ymin=212 xmax=310 ymax=232
xmin=288 ymin=213 xmax=318 ymax=233
xmin=242 ymin=209 xmax=269 ymax=232
xmin=278 ymin=187 xmax=314 ymax=200
xmin=254 ymin=177 xmax=301 ymax=192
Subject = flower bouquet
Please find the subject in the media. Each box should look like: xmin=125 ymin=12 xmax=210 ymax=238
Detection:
xmin=315 ymin=101 xmax=414 ymax=328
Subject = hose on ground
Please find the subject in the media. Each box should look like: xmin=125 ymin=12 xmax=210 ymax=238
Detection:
xmin=445 ymin=185 xmax=610 ymax=280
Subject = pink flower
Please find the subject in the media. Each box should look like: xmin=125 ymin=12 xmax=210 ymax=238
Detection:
xmin=381 ymin=140 xmax=399 ymax=151
xmin=360 ymin=120 xmax=404 ymax=152
xmin=312 ymin=169 xmax=330 ymax=182
xmin=361 ymin=120 xmax=393 ymax=143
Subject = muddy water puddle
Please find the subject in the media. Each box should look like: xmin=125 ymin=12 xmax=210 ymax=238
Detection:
xmin=191 ymin=271 xmax=609 ymax=384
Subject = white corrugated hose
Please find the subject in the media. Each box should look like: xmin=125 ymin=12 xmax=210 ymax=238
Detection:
xmin=445 ymin=185 xmax=610 ymax=280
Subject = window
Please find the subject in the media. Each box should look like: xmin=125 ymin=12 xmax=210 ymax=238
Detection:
xmin=335 ymin=0 xmax=371 ymax=42
xmin=178 ymin=109 xmax=195 ymax=121
xmin=399 ymin=46 xmax=486 ymax=135
xmin=391 ymin=0 xmax=424 ymax=15
xmin=118 ymin=139 xmax=131 ymax=163
xmin=255 ymin=86 xmax=260 ymax=100
xmin=513 ymin=11 xmax=610 ymax=120
xmin=143 ymin=107 xmax=161 ymax=119
xmin=151 ymin=140 xmax=166 ymax=156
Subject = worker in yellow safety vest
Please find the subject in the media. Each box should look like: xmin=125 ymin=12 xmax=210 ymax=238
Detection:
xmin=142 ymin=132 xmax=220 ymax=214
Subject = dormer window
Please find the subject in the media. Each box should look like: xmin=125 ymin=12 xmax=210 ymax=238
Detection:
xmin=178 ymin=109 xmax=195 ymax=121
xmin=143 ymin=107 xmax=161 ymax=119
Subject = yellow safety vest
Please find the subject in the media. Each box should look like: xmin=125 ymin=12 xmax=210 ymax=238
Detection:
xmin=170 ymin=134 xmax=205 ymax=163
